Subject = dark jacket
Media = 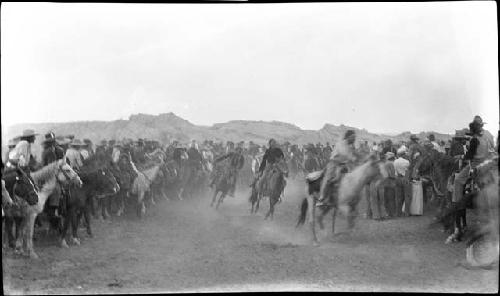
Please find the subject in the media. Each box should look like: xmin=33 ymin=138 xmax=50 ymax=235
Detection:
xmin=259 ymin=147 xmax=285 ymax=173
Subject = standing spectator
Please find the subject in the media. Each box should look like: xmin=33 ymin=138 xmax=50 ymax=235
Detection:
xmin=65 ymin=139 xmax=84 ymax=170
xmin=380 ymin=152 xmax=397 ymax=218
xmin=394 ymin=148 xmax=411 ymax=216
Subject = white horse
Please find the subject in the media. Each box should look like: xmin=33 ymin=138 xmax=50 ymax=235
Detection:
xmin=21 ymin=159 xmax=82 ymax=259
xmin=297 ymin=156 xmax=388 ymax=245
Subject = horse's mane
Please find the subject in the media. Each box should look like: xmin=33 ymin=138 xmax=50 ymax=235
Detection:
xmin=30 ymin=160 xmax=61 ymax=186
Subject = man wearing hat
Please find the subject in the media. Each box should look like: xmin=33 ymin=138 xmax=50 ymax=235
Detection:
xmin=394 ymin=148 xmax=411 ymax=216
xmin=41 ymin=132 xmax=65 ymax=231
xmin=65 ymin=139 xmax=84 ymax=170
xmin=95 ymin=140 xmax=108 ymax=163
xmin=42 ymin=132 xmax=65 ymax=166
xmin=452 ymin=115 xmax=496 ymax=206
xmin=317 ymin=130 xmax=362 ymax=206
xmin=407 ymin=134 xmax=424 ymax=180
xmin=8 ymin=129 xmax=39 ymax=173
xmin=3 ymin=137 xmax=20 ymax=164
xmin=382 ymin=151 xmax=398 ymax=217
xmin=212 ymin=146 xmax=245 ymax=197
xmin=80 ymin=139 xmax=94 ymax=160
xmin=304 ymin=143 xmax=320 ymax=174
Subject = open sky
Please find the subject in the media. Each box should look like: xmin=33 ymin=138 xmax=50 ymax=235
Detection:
xmin=1 ymin=2 xmax=498 ymax=137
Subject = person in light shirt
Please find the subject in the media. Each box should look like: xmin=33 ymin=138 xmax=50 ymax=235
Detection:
xmin=65 ymin=139 xmax=84 ymax=170
xmin=394 ymin=149 xmax=411 ymax=216
xmin=8 ymin=129 xmax=39 ymax=173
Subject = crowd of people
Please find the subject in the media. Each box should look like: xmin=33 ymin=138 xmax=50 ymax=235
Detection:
xmin=2 ymin=115 xmax=498 ymax=252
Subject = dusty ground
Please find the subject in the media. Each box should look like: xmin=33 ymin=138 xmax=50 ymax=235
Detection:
xmin=3 ymin=179 xmax=498 ymax=294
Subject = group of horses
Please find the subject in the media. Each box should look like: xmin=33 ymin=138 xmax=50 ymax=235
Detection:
xmin=2 ymin=142 xmax=498 ymax=269
xmin=294 ymin=145 xmax=499 ymax=269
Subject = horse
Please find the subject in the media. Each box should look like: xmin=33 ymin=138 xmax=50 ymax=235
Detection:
xmin=86 ymin=154 xmax=119 ymax=220
xmin=249 ymin=159 xmax=288 ymax=220
xmin=4 ymin=160 xmax=82 ymax=258
xmin=130 ymin=161 xmax=161 ymax=218
xmin=412 ymin=146 xmax=456 ymax=213
xmin=297 ymin=155 xmax=388 ymax=245
xmin=60 ymin=162 xmax=120 ymax=248
xmin=451 ymin=156 xmax=499 ymax=269
xmin=3 ymin=168 xmax=38 ymax=250
xmin=210 ymin=162 xmax=234 ymax=209
xmin=114 ymin=153 xmax=138 ymax=217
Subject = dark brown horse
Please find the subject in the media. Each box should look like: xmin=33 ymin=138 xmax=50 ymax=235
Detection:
xmin=61 ymin=162 xmax=119 ymax=248
xmin=249 ymin=159 xmax=288 ymax=220
xmin=210 ymin=162 xmax=234 ymax=209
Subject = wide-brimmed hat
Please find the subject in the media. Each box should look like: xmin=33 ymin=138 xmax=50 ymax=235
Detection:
xmin=19 ymin=129 xmax=39 ymax=139
xmin=410 ymin=134 xmax=420 ymax=141
xmin=100 ymin=139 xmax=108 ymax=145
xmin=472 ymin=115 xmax=486 ymax=126
xmin=70 ymin=139 xmax=84 ymax=147
xmin=454 ymin=129 xmax=469 ymax=138
xmin=8 ymin=137 xmax=20 ymax=147
xmin=83 ymin=139 xmax=92 ymax=145
xmin=42 ymin=132 xmax=56 ymax=144
xmin=396 ymin=147 xmax=407 ymax=156
xmin=55 ymin=136 xmax=71 ymax=146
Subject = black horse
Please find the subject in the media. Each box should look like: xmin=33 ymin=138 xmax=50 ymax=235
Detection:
xmin=60 ymin=161 xmax=119 ymax=247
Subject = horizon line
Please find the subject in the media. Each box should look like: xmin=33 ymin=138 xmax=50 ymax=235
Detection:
xmin=2 ymin=111 xmax=460 ymax=138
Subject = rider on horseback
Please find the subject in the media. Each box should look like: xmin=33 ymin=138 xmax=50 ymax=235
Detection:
xmin=211 ymin=146 xmax=245 ymax=197
xmin=256 ymin=139 xmax=285 ymax=199
xmin=316 ymin=130 xmax=362 ymax=207
xmin=452 ymin=116 xmax=495 ymax=208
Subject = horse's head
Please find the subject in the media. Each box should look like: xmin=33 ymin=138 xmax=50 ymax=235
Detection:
xmin=96 ymin=166 xmax=120 ymax=195
xmin=59 ymin=158 xmax=83 ymax=187
xmin=3 ymin=168 xmax=38 ymax=206
xmin=366 ymin=157 xmax=389 ymax=181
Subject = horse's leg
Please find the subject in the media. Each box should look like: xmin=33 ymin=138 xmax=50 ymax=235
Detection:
xmin=116 ymin=191 xmax=125 ymax=217
xmin=307 ymin=194 xmax=319 ymax=246
xmin=137 ymin=192 xmax=144 ymax=218
xmin=71 ymin=208 xmax=80 ymax=245
xmin=60 ymin=209 xmax=70 ymax=248
xmin=26 ymin=213 xmax=39 ymax=259
xmin=15 ymin=217 xmax=24 ymax=252
xmin=317 ymin=206 xmax=329 ymax=230
xmin=264 ymin=196 xmax=272 ymax=220
xmin=84 ymin=201 xmax=93 ymax=238
xmin=255 ymin=193 xmax=261 ymax=214
xmin=5 ymin=216 xmax=16 ymax=249
xmin=216 ymin=192 xmax=224 ymax=209
xmin=210 ymin=189 xmax=218 ymax=207
xmin=331 ymin=206 xmax=337 ymax=236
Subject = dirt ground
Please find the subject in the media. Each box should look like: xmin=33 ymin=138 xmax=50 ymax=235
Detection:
xmin=3 ymin=179 xmax=498 ymax=294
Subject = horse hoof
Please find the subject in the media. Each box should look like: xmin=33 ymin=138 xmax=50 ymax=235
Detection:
xmin=29 ymin=251 xmax=39 ymax=260
xmin=72 ymin=238 xmax=81 ymax=246
xmin=60 ymin=240 xmax=69 ymax=249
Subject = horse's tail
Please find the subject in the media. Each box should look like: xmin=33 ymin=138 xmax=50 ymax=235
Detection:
xmin=296 ymin=197 xmax=308 ymax=228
